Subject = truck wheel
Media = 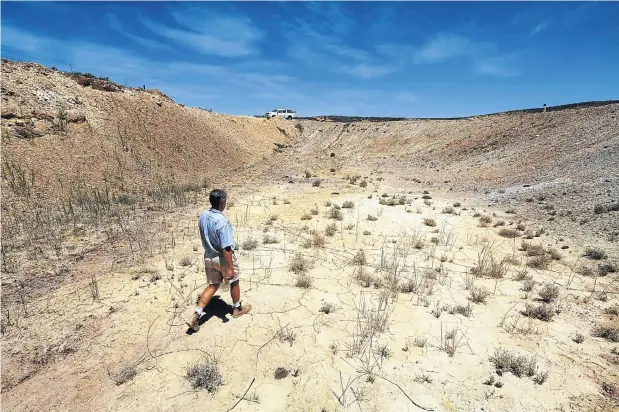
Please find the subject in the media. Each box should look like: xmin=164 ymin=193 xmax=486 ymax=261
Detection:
xmin=287 ymin=116 xmax=292 ymax=120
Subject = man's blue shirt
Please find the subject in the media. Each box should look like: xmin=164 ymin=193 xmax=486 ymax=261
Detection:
xmin=198 ymin=208 xmax=235 ymax=258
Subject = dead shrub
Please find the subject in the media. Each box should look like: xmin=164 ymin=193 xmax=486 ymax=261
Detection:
xmin=493 ymin=220 xmax=506 ymax=227
xmin=489 ymin=348 xmax=539 ymax=379
xmin=499 ymin=228 xmax=519 ymax=238
xmin=242 ymin=238 xmax=259 ymax=251
xmin=470 ymin=286 xmax=490 ymax=304
xmin=449 ymin=303 xmax=473 ymax=318
xmin=325 ymin=223 xmax=337 ymax=237
xmin=295 ymin=274 xmax=313 ymax=289
xmin=538 ymin=283 xmax=560 ymax=303
xmin=300 ymin=212 xmax=313 ymax=220
xmin=521 ymin=278 xmax=536 ymax=292
xmin=110 ymin=365 xmax=138 ymax=386
xmin=352 ymin=250 xmax=367 ymax=266
xmin=546 ymin=248 xmax=562 ymax=261
xmin=342 ymin=201 xmax=355 ymax=209
xmin=522 ymin=303 xmax=555 ymax=322
xmin=599 ymin=261 xmax=618 ymax=276
xmin=290 ymin=252 xmax=309 ymax=274
xmin=327 ymin=206 xmax=343 ymax=220
xmin=186 ymin=358 xmax=224 ymax=393
xmin=354 ymin=267 xmax=374 ymax=287
xmin=312 ymin=233 xmax=326 ymax=248
xmin=527 ymin=255 xmax=551 ymax=270
xmin=478 ymin=215 xmax=492 ymax=227
xmin=573 ymin=333 xmax=586 ymax=344
xmin=592 ymin=324 xmax=619 ymax=342
xmin=604 ymin=305 xmax=619 ymax=315
xmin=424 ymin=218 xmax=437 ymax=227
xmin=442 ymin=206 xmax=455 ymax=214
xmin=319 ymin=302 xmax=336 ymax=314
xmin=179 ymin=256 xmax=193 ymax=267
xmin=584 ymin=247 xmax=607 ymax=260
xmin=263 ymin=234 xmax=279 ymax=244
xmin=523 ymin=244 xmax=545 ymax=256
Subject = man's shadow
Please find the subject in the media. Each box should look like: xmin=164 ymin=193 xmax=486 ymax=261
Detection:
xmin=186 ymin=296 xmax=232 ymax=335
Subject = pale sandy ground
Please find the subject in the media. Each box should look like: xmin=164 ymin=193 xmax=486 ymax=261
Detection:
xmin=2 ymin=178 xmax=618 ymax=412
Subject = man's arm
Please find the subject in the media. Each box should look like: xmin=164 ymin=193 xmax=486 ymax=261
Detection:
xmin=222 ymin=247 xmax=235 ymax=280
xmin=217 ymin=222 xmax=236 ymax=280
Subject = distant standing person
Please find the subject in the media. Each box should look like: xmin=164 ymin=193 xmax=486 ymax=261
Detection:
xmin=186 ymin=189 xmax=252 ymax=332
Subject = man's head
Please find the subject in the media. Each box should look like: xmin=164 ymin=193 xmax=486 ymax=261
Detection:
xmin=209 ymin=189 xmax=227 ymax=211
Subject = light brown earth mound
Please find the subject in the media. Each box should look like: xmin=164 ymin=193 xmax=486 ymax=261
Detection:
xmin=2 ymin=60 xmax=618 ymax=412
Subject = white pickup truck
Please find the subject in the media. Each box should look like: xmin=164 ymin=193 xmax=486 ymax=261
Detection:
xmin=266 ymin=108 xmax=296 ymax=119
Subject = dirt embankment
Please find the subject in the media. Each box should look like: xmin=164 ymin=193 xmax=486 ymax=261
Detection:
xmin=1 ymin=59 xmax=298 ymax=204
xmin=248 ymin=104 xmax=618 ymax=251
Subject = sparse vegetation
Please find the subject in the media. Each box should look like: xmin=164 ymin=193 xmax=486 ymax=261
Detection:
xmin=263 ymin=234 xmax=279 ymax=244
xmin=319 ymin=302 xmax=336 ymax=314
xmin=470 ymin=286 xmax=490 ymax=304
xmin=478 ymin=215 xmax=492 ymax=227
xmin=490 ymin=348 xmax=540 ymax=379
xmin=527 ymin=254 xmax=551 ymax=270
xmin=522 ymin=303 xmax=556 ymax=322
xmin=604 ymin=305 xmax=619 ymax=315
xmin=295 ymin=274 xmax=312 ymax=289
xmin=325 ymin=223 xmax=337 ymax=237
xmin=538 ymin=283 xmax=560 ymax=303
xmin=242 ymin=238 xmax=259 ymax=250
xmin=327 ymin=206 xmax=343 ymax=220
xmin=442 ymin=206 xmax=455 ymax=214
xmin=449 ymin=303 xmax=473 ymax=318
xmin=499 ymin=228 xmax=519 ymax=238
xmin=342 ymin=201 xmax=355 ymax=209
xmin=352 ymin=250 xmax=367 ymax=266
xmin=290 ymin=252 xmax=309 ymax=274
xmin=592 ymin=324 xmax=619 ymax=342
xmin=424 ymin=218 xmax=437 ymax=227
xmin=179 ymin=256 xmax=193 ymax=267
xmin=583 ymin=247 xmax=607 ymax=260
xmin=186 ymin=358 xmax=224 ymax=393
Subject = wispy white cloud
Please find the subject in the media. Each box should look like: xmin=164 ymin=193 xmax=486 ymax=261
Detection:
xmin=413 ymin=33 xmax=490 ymax=64
xmin=474 ymin=54 xmax=521 ymax=77
xmin=106 ymin=14 xmax=170 ymax=50
xmin=337 ymin=63 xmax=398 ymax=79
xmin=530 ymin=20 xmax=550 ymax=36
xmin=141 ymin=7 xmax=262 ymax=57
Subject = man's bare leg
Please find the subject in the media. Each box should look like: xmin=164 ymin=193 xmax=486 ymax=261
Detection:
xmin=230 ymin=280 xmax=252 ymax=318
xmin=186 ymin=283 xmax=219 ymax=331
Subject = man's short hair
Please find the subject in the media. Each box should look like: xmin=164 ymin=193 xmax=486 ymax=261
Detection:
xmin=209 ymin=189 xmax=227 ymax=209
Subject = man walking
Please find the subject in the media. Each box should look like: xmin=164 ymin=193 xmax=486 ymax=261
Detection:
xmin=186 ymin=189 xmax=252 ymax=332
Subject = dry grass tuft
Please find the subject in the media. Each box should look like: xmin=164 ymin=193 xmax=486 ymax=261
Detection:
xmin=325 ymin=223 xmax=337 ymax=237
xmin=290 ymin=252 xmax=309 ymax=274
xmin=179 ymin=256 xmax=193 ymax=267
xmin=522 ymin=303 xmax=556 ymax=322
xmin=527 ymin=255 xmax=551 ymax=270
xmin=327 ymin=206 xmax=343 ymax=220
xmin=499 ymin=228 xmax=519 ymax=238
xmin=449 ymin=303 xmax=473 ymax=318
xmin=242 ymin=238 xmax=259 ymax=250
xmin=110 ymin=365 xmax=138 ymax=386
xmin=263 ymin=234 xmax=279 ymax=244
xmin=319 ymin=302 xmax=336 ymax=314
xmin=300 ymin=212 xmax=313 ymax=220
xmin=489 ymin=348 xmax=539 ymax=379
xmin=353 ymin=250 xmax=367 ymax=266
xmin=295 ymin=274 xmax=313 ymax=289
xmin=538 ymin=283 xmax=560 ymax=303
xmin=469 ymin=286 xmax=490 ymax=304
xmin=592 ymin=324 xmax=619 ymax=342
xmin=424 ymin=218 xmax=437 ymax=227
xmin=584 ymin=247 xmax=607 ymax=260
xmin=186 ymin=358 xmax=224 ymax=393
xmin=478 ymin=215 xmax=493 ymax=227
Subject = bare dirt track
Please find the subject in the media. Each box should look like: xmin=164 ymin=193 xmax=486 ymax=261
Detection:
xmin=2 ymin=60 xmax=618 ymax=412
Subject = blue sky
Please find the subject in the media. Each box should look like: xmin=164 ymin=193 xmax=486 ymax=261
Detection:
xmin=2 ymin=1 xmax=618 ymax=117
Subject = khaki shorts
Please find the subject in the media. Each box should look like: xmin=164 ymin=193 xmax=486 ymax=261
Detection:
xmin=204 ymin=252 xmax=241 ymax=285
